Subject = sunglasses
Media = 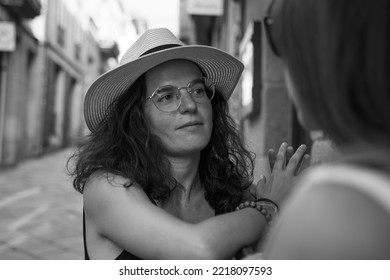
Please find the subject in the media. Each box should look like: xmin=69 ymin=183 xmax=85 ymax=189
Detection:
xmin=264 ymin=0 xmax=281 ymax=57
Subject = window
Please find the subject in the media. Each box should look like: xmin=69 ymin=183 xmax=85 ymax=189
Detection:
xmin=239 ymin=21 xmax=262 ymax=119
xmin=57 ymin=25 xmax=65 ymax=47
xmin=74 ymin=43 xmax=80 ymax=60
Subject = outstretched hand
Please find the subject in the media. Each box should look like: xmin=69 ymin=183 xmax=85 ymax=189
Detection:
xmin=255 ymin=142 xmax=310 ymax=205
xmin=268 ymin=144 xmax=310 ymax=175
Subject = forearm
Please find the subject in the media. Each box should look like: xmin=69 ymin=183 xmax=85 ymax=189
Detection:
xmin=196 ymin=208 xmax=267 ymax=259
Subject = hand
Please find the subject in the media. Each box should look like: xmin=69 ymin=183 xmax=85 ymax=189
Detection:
xmin=268 ymin=144 xmax=311 ymax=175
xmin=255 ymin=142 xmax=310 ymax=205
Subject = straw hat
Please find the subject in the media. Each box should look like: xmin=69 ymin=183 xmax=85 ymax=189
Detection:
xmin=84 ymin=28 xmax=244 ymax=133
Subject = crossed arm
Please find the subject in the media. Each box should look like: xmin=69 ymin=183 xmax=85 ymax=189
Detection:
xmin=83 ymin=142 xmax=309 ymax=260
xmin=84 ymin=176 xmax=266 ymax=259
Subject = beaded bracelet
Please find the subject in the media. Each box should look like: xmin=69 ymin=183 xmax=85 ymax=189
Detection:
xmin=255 ymin=198 xmax=279 ymax=211
xmin=235 ymin=199 xmax=279 ymax=225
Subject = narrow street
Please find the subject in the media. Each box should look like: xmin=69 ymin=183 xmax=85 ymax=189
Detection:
xmin=0 ymin=148 xmax=83 ymax=260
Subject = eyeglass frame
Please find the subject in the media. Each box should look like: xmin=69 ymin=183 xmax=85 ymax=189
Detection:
xmin=263 ymin=0 xmax=281 ymax=57
xmin=144 ymin=77 xmax=215 ymax=113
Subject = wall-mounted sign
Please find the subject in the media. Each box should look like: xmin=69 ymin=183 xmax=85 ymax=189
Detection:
xmin=0 ymin=22 xmax=16 ymax=52
xmin=187 ymin=0 xmax=224 ymax=16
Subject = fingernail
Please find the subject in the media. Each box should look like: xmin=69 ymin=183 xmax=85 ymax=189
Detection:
xmin=300 ymin=144 xmax=307 ymax=150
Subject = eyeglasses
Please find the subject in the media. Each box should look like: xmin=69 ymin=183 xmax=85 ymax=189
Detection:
xmin=145 ymin=77 xmax=215 ymax=113
xmin=264 ymin=0 xmax=281 ymax=57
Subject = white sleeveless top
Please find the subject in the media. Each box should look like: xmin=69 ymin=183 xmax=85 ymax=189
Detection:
xmin=245 ymin=164 xmax=390 ymax=260
xmin=295 ymin=164 xmax=390 ymax=214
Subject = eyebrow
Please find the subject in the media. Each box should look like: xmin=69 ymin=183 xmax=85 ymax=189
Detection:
xmin=160 ymin=78 xmax=204 ymax=88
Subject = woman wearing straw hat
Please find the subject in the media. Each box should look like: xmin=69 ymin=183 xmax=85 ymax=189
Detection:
xmin=68 ymin=28 xmax=308 ymax=259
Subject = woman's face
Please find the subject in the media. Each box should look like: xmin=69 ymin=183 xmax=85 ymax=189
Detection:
xmin=143 ymin=60 xmax=213 ymax=157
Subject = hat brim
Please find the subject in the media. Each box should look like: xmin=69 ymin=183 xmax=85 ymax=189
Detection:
xmin=84 ymin=45 xmax=244 ymax=132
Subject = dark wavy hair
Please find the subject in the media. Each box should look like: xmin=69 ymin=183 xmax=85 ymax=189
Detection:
xmin=271 ymin=0 xmax=390 ymax=146
xmin=68 ymin=74 xmax=254 ymax=214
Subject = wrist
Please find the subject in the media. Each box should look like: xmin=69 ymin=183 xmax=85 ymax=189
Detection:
xmin=255 ymin=198 xmax=279 ymax=214
xmin=235 ymin=199 xmax=279 ymax=226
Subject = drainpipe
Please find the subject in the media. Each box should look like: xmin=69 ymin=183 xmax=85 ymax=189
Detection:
xmin=0 ymin=52 xmax=8 ymax=162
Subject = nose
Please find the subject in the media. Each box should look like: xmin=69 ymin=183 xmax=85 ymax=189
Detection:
xmin=178 ymin=89 xmax=197 ymax=113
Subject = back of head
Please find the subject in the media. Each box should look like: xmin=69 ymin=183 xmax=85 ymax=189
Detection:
xmin=273 ymin=0 xmax=390 ymax=146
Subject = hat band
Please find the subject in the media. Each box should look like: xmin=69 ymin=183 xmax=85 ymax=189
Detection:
xmin=141 ymin=44 xmax=182 ymax=57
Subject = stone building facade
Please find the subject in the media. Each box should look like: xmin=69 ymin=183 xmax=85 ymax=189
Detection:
xmin=0 ymin=0 xmax=43 ymax=164
xmin=0 ymin=0 xmax=126 ymax=166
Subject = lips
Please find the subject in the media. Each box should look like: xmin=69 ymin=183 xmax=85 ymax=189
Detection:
xmin=177 ymin=121 xmax=203 ymax=129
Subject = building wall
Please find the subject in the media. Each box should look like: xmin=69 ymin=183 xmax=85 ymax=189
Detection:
xmin=179 ymin=0 xmax=196 ymax=44
xmin=215 ymin=0 xmax=242 ymax=123
xmin=0 ymin=6 xmax=42 ymax=164
xmin=243 ymin=0 xmax=293 ymax=180
xmin=22 ymin=36 xmax=45 ymax=158
xmin=231 ymin=0 xmax=295 ymax=181
xmin=0 ymin=0 xmax=127 ymax=166
xmin=42 ymin=0 xmax=137 ymax=143
xmin=40 ymin=0 xmax=83 ymax=151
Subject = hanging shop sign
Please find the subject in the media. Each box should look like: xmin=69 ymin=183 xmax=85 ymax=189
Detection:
xmin=187 ymin=0 xmax=224 ymax=16
xmin=0 ymin=21 xmax=16 ymax=52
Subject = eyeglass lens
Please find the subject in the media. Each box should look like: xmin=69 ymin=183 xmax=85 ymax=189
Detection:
xmin=151 ymin=78 xmax=215 ymax=112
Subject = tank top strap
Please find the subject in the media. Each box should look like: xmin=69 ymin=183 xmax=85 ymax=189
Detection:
xmin=82 ymin=209 xmax=91 ymax=260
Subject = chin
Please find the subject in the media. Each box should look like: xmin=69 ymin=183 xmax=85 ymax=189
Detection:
xmin=185 ymin=142 xmax=209 ymax=153
xmin=172 ymin=141 xmax=209 ymax=156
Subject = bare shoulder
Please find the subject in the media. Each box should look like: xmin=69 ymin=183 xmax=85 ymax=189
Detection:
xmin=264 ymin=181 xmax=390 ymax=259
xmin=83 ymin=171 xmax=149 ymax=219
xmin=84 ymin=171 xmax=145 ymax=194
xmin=84 ymin=171 xmax=132 ymax=189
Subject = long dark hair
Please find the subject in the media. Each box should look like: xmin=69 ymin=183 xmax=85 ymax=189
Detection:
xmin=272 ymin=0 xmax=390 ymax=146
xmin=68 ymin=74 xmax=254 ymax=214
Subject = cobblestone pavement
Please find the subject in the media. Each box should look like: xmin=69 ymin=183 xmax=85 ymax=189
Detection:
xmin=0 ymin=148 xmax=83 ymax=260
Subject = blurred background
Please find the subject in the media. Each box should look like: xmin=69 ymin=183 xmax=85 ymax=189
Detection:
xmin=0 ymin=0 xmax=336 ymax=259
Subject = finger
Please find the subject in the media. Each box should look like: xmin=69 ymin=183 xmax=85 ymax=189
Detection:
xmin=254 ymin=175 xmax=267 ymax=198
xmin=268 ymin=149 xmax=276 ymax=171
xmin=296 ymin=154 xmax=311 ymax=175
xmin=286 ymin=144 xmax=307 ymax=175
xmin=248 ymin=184 xmax=257 ymax=199
xmin=273 ymin=142 xmax=288 ymax=171
xmin=286 ymin=146 xmax=294 ymax=165
xmin=257 ymin=174 xmax=267 ymax=186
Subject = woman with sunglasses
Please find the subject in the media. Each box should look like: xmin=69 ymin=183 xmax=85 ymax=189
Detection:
xmin=68 ymin=28 xmax=308 ymax=259
xmin=259 ymin=0 xmax=390 ymax=259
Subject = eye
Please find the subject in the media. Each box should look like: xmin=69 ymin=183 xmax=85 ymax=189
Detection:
xmin=191 ymin=87 xmax=207 ymax=97
xmin=191 ymin=83 xmax=207 ymax=97
xmin=156 ymin=92 xmax=176 ymax=103
xmin=154 ymin=86 xmax=180 ymax=104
